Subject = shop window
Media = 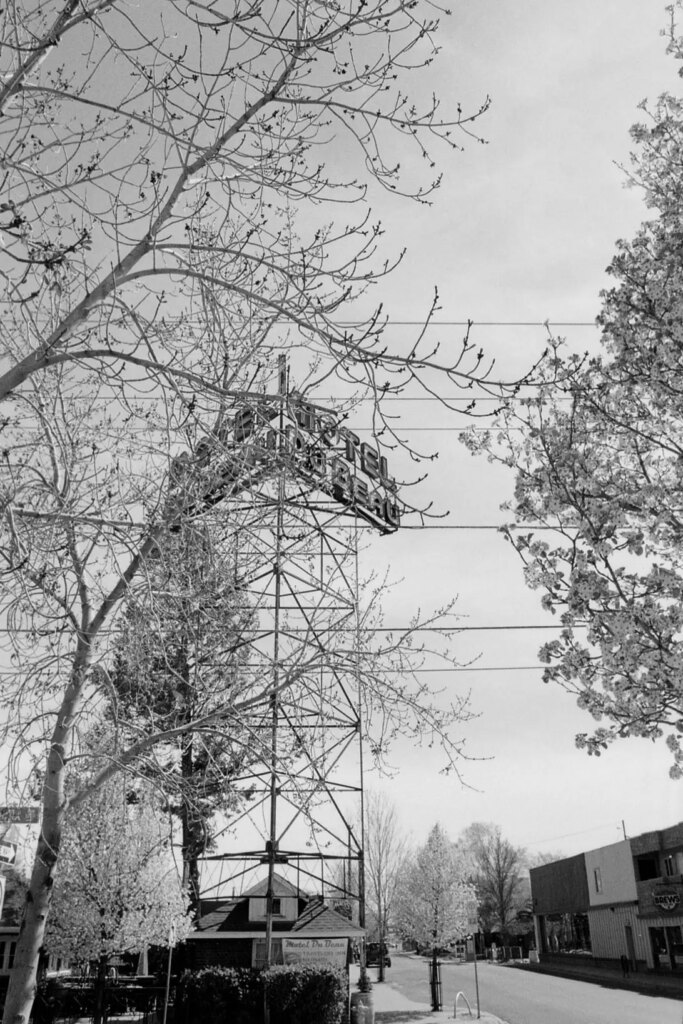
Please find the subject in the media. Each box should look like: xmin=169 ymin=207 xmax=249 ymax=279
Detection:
xmin=636 ymin=853 xmax=660 ymax=881
xmin=542 ymin=913 xmax=592 ymax=954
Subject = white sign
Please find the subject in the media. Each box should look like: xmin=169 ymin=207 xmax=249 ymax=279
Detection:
xmin=281 ymin=937 xmax=348 ymax=966
xmin=467 ymin=900 xmax=479 ymax=931
xmin=0 ymin=875 xmax=5 ymax=919
xmin=0 ymin=841 xmax=16 ymax=865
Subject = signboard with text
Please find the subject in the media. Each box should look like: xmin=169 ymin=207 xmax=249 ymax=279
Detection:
xmin=170 ymin=397 xmax=402 ymax=534
xmin=281 ymin=937 xmax=348 ymax=967
xmin=0 ymin=806 xmax=39 ymax=824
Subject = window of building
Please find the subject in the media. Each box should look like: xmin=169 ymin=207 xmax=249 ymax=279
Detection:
xmin=636 ymin=853 xmax=660 ymax=881
xmin=542 ymin=913 xmax=592 ymax=954
xmin=664 ymin=855 xmax=676 ymax=877
xmin=594 ymin=868 xmax=603 ymax=894
xmin=0 ymin=942 xmax=5 ymax=972
xmin=252 ymin=939 xmax=283 ymax=968
xmin=7 ymin=943 xmax=16 ymax=969
xmin=271 ymin=897 xmax=282 ymax=915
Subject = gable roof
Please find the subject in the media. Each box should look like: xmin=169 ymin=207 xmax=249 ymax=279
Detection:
xmin=241 ymin=872 xmax=301 ymax=899
xmin=195 ymin=872 xmax=306 ymax=933
xmin=193 ymin=876 xmax=363 ymax=937
xmin=291 ymin=898 xmax=364 ymax=936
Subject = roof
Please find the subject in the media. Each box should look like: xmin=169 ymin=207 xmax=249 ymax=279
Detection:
xmin=291 ymin=898 xmax=364 ymax=936
xmin=195 ymin=872 xmax=307 ymax=933
xmin=241 ymin=872 xmax=301 ymax=899
xmin=193 ymin=877 xmax=363 ymax=938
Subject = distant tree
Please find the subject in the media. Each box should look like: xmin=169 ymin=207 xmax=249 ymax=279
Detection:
xmin=363 ymin=792 xmax=408 ymax=982
xmin=395 ymin=824 xmax=475 ymax=977
xmin=462 ymin=9 xmax=683 ymax=776
xmin=47 ymin=780 xmax=191 ymax=1024
xmin=458 ymin=823 xmax=526 ymax=938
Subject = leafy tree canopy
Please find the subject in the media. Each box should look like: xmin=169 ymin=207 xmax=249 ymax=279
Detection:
xmin=395 ymin=823 xmax=475 ymax=952
xmin=47 ymin=778 xmax=191 ymax=965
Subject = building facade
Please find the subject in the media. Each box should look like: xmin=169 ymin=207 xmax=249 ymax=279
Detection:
xmin=185 ymin=872 xmax=364 ymax=972
xmin=531 ymin=823 xmax=683 ymax=971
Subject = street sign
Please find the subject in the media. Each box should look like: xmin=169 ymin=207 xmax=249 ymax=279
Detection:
xmin=0 ymin=840 xmax=17 ymax=865
xmin=0 ymin=806 xmax=39 ymax=824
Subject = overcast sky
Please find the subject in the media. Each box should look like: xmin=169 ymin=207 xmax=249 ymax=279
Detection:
xmin=356 ymin=0 xmax=683 ymax=861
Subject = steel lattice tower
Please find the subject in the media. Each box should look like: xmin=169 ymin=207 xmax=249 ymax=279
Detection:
xmin=193 ymin=361 xmax=400 ymax=960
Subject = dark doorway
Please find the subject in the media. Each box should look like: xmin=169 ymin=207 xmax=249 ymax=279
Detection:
xmin=625 ymin=924 xmax=636 ymax=972
xmin=666 ymin=926 xmax=683 ymax=970
xmin=650 ymin=927 xmax=667 ymax=969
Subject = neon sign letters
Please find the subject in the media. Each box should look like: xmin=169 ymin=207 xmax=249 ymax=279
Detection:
xmin=181 ymin=398 xmax=401 ymax=532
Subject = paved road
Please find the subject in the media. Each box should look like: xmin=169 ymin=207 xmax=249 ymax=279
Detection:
xmin=379 ymin=955 xmax=683 ymax=1024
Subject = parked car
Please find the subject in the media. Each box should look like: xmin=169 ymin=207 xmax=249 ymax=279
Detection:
xmin=366 ymin=942 xmax=391 ymax=968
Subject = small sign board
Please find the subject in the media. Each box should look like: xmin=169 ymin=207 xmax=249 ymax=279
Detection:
xmin=653 ymin=891 xmax=680 ymax=912
xmin=282 ymin=937 xmax=348 ymax=966
xmin=0 ymin=806 xmax=39 ymax=824
xmin=0 ymin=841 xmax=17 ymax=865
xmin=0 ymin=874 xmax=5 ymax=919
xmin=467 ymin=900 xmax=479 ymax=931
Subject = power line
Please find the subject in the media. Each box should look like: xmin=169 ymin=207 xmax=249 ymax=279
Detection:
xmin=0 ymin=623 xmax=573 ymax=635
xmin=334 ymin=320 xmax=597 ymax=327
xmin=527 ymin=824 xmax=624 ymax=847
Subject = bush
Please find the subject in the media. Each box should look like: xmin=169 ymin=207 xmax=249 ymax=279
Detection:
xmin=263 ymin=964 xmax=347 ymax=1024
xmin=175 ymin=966 xmax=261 ymax=1024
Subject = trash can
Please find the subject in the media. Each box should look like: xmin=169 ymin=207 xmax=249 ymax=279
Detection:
xmin=350 ymin=989 xmax=375 ymax=1024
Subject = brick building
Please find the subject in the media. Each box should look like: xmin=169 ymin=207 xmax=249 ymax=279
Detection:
xmin=530 ymin=822 xmax=683 ymax=972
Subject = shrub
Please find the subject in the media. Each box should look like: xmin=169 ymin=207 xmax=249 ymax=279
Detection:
xmin=263 ymin=964 xmax=347 ymax=1024
xmin=175 ymin=966 xmax=261 ymax=1024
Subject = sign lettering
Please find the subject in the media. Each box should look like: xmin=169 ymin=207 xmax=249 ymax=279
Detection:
xmin=0 ymin=806 xmax=39 ymax=824
xmin=171 ymin=397 xmax=402 ymax=532
xmin=281 ymin=937 xmax=348 ymax=966
xmin=653 ymin=891 xmax=680 ymax=912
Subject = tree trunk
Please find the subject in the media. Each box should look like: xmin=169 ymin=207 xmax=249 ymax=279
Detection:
xmin=93 ymin=954 xmax=108 ymax=1024
xmin=430 ymin=948 xmax=440 ymax=1011
xmin=377 ymin=903 xmax=385 ymax=983
xmin=180 ymin=773 xmax=201 ymax=921
xmin=179 ymin=645 xmax=201 ymax=921
xmin=2 ymin=656 xmax=88 ymax=1024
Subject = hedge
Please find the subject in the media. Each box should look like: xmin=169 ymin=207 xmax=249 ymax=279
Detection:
xmin=176 ymin=963 xmax=347 ymax=1024
xmin=264 ymin=963 xmax=347 ymax=1024
xmin=175 ymin=966 xmax=262 ymax=1024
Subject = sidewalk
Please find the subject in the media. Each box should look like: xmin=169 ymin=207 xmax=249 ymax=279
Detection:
xmin=351 ymin=966 xmax=509 ymax=1023
xmin=506 ymin=959 xmax=683 ymax=1001
xmin=369 ymin=981 xmax=508 ymax=1023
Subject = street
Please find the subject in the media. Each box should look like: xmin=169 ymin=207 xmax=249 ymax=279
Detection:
xmin=374 ymin=954 xmax=683 ymax=1024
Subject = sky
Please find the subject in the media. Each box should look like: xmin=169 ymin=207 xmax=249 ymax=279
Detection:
xmin=346 ymin=0 xmax=683 ymax=862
